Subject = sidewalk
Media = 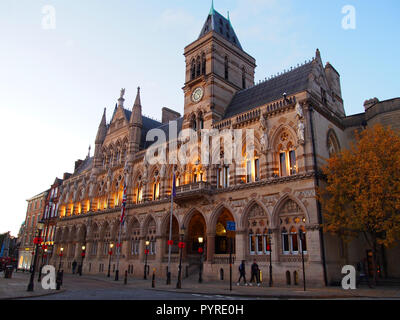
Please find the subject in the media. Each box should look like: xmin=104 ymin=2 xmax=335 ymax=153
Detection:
xmin=0 ymin=271 xmax=65 ymax=300
xmin=83 ymin=274 xmax=400 ymax=299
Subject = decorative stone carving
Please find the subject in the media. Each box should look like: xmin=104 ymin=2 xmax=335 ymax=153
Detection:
xmin=297 ymin=120 xmax=305 ymax=144
xmin=295 ymin=102 xmax=304 ymax=119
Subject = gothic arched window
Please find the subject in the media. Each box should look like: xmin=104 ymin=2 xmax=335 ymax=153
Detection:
xmin=191 ymin=59 xmax=196 ymax=80
xmin=201 ymin=53 xmax=206 ymax=75
xmin=224 ymin=56 xmax=229 ymax=80
xmin=242 ymin=67 xmax=246 ymax=89
xmin=196 ymin=56 xmax=201 ymax=77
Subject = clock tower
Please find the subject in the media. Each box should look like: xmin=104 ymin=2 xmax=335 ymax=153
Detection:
xmin=182 ymin=4 xmax=256 ymax=130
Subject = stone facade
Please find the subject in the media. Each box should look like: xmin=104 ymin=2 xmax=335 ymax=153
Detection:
xmin=47 ymin=7 xmax=400 ymax=286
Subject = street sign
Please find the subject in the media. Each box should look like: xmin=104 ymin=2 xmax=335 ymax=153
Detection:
xmin=226 ymin=221 xmax=236 ymax=231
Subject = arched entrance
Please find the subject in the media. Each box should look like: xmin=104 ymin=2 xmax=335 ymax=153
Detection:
xmin=164 ymin=215 xmax=179 ymax=254
xmin=214 ymin=208 xmax=235 ymax=254
xmin=187 ymin=211 xmax=206 ymax=254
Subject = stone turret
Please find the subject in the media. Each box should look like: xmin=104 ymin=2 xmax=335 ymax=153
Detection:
xmin=128 ymin=87 xmax=143 ymax=159
xmin=94 ymin=108 xmax=107 ymax=168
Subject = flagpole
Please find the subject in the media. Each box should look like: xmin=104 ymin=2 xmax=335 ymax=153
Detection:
xmin=115 ymin=183 xmax=126 ymax=281
xmin=167 ymin=172 xmax=175 ymax=284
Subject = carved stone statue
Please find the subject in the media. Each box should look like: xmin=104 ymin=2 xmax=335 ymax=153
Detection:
xmin=260 ymin=114 xmax=268 ymax=132
xmin=160 ymin=164 xmax=166 ymax=178
xmin=260 ymin=131 xmax=269 ymax=153
xmin=295 ymin=102 xmax=304 ymax=119
xmin=297 ymin=120 xmax=305 ymax=143
xmin=120 ymin=88 xmax=125 ymax=99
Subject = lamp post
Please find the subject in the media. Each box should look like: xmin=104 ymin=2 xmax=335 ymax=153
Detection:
xmin=176 ymin=225 xmax=185 ymax=289
xmin=79 ymin=245 xmax=86 ymax=276
xmin=38 ymin=245 xmax=48 ymax=282
xmin=268 ymin=229 xmax=273 ymax=287
xmin=107 ymin=243 xmax=114 ymax=278
xmin=144 ymin=240 xmax=150 ymax=280
xmin=27 ymin=221 xmax=44 ymax=291
xmin=58 ymin=247 xmax=64 ymax=272
xmin=198 ymin=236 xmax=204 ymax=283
xmin=299 ymin=229 xmax=306 ymax=291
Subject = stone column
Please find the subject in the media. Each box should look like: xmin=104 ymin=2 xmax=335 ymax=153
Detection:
xmin=206 ymin=233 xmax=215 ymax=263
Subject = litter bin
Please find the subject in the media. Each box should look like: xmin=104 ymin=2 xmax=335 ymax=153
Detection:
xmin=4 ymin=265 xmax=13 ymax=279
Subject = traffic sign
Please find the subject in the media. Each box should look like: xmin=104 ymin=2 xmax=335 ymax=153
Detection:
xmin=227 ymin=221 xmax=236 ymax=231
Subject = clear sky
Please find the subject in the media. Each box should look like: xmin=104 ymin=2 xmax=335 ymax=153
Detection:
xmin=0 ymin=0 xmax=399 ymax=236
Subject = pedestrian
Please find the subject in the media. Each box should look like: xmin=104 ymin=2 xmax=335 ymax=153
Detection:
xmin=250 ymin=259 xmax=260 ymax=286
xmin=72 ymin=260 xmax=77 ymax=274
xmin=237 ymin=260 xmax=248 ymax=286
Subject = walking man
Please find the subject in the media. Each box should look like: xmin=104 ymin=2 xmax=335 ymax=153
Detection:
xmin=250 ymin=259 xmax=260 ymax=286
xmin=237 ymin=260 xmax=248 ymax=286
xmin=72 ymin=260 xmax=77 ymax=274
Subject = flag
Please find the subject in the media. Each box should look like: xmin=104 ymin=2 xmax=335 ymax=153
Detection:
xmin=172 ymin=172 xmax=176 ymax=198
xmin=120 ymin=183 xmax=127 ymax=225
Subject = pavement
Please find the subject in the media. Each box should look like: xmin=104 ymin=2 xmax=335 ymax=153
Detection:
xmin=1 ymin=270 xmax=400 ymax=300
xmin=0 ymin=270 xmax=66 ymax=300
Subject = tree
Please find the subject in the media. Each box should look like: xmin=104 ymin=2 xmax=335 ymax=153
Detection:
xmin=319 ymin=124 xmax=400 ymax=283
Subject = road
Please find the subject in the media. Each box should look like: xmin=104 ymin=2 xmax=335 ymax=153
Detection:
xmin=22 ymin=274 xmax=259 ymax=300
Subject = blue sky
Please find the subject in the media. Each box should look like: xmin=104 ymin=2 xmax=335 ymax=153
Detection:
xmin=0 ymin=0 xmax=399 ymax=236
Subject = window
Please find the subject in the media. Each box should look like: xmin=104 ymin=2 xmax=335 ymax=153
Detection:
xmin=249 ymin=231 xmax=255 ymax=254
xmin=217 ymin=166 xmax=229 ymax=188
xmin=242 ymin=67 xmax=246 ymax=89
xmin=280 ymin=149 xmax=297 ymax=177
xmin=224 ymin=56 xmax=229 ymax=80
xmin=321 ymin=87 xmax=327 ymax=105
xmin=136 ymin=183 xmax=143 ymax=203
xmin=201 ymin=53 xmax=206 ymax=75
xmin=153 ymin=181 xmax=160 ymax=200
xmin=246 ymin=158 xmax=260 ymax=183
xmin=198 ymin=114 xmax=204 ymax=129
xmin=289 ymin=227 xmax=298 ymax=254
xmin=191 ymin=60 xmax=195 ymax=80
xmin=281 ymin=228 xmax=289 ymax=254
xmin=191 ymin=116 xmax=197 ymax=131
xmin=196 ymin=56 xmax=201 ymax=77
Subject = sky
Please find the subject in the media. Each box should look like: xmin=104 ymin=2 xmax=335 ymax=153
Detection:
xmin=0 ymin=0 xmax=399 ymax=236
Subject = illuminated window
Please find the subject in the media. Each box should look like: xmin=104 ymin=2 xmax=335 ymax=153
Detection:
xmin=136 ymin=184 xmax=143 ymax=203
xmin=246 ymin=158 xmax=260 ymax=183
xmin=153 ymin=181 xmax=160 ymax=200
xmin=279 ymin=149 xmax=297 ymax=177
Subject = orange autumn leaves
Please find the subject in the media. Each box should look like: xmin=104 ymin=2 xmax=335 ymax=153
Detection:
xmin=319 ymin=124 xmax=400 ymax=248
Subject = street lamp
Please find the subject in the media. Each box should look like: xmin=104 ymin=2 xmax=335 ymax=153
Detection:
xmin=107 ymin=243 xmax=114 ymax=278
xmin=79 ymin=245 xmax=86 ymax=276
xmin=144 ymin=240 xmax=150 ymax=280
xmin=58 ymin=247 xmax=64 ymax=272
xmin=27 ymin=220 xmax=44 ymax=291
xmin=299 ymin=229 xmax=306 ymax=291
xmin=176 ymin=225 xmax=185 ymax=289
xmin=268 ymin=229 xmax=273 ymax=287
xmin=198 ymin=236 xmax=204 ymax=283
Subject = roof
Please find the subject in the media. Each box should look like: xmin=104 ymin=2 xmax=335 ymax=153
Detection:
xmin=122 ymin=109 xmax=165 ymax=150
xmin=223 ymin=61 xmax=314 ymax=119
xmin=73 ymin=157 xmax=93 ymax=176
xmin=199 ymin=9 xmax=242 ymax=50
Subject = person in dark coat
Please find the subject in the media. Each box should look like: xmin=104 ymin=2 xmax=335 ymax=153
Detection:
xmin=250 ymin=259 xmax=260 ymax=286
xmin=72 ymin=260 xmax=77 ymax=274
xmin=237 ymin=260 xmax=248 ymax=286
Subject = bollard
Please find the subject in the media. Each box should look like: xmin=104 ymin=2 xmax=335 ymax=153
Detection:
xmin=152 ymin=268 xmax=156 ymax=288
xmin=56 ymin=271 xmax=62 ymax=290
xmin=124 ymin=270 xmax=128 ymax=285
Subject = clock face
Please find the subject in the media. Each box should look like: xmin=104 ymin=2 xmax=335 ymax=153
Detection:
xmin=191 ymin=87 xmax=204 ymax=103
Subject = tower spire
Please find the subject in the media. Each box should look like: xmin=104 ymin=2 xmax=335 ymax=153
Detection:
xmin=130 ymin=86 xmax=142 ymax=126
xmin=210 ymin=0 xmax=215 ymax=15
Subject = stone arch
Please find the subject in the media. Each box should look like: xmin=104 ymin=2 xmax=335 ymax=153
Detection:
xmin=181 ymin=208 xmax=207 ymax=231
xmin=77 ymin=224 xmax=87 ymax=242
xmin=240 ymin=199 xmax=271 ymax=231
xmin=209 ymin=203 xmax=236 ymax=235
xmin=271 ymin=194 xmax=310 ymax=228
xmin=270 ymin=124 xmax=298 ymax=153
xmin=185 ymin=209 xmax=207 ymax=254
xmin=327 ymin=128 xmax=341 ymax=157
xmin=209 ymin=204 xmax=236 ymax=255
xmin=161 ymin=212 xmax=180 ymax=254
